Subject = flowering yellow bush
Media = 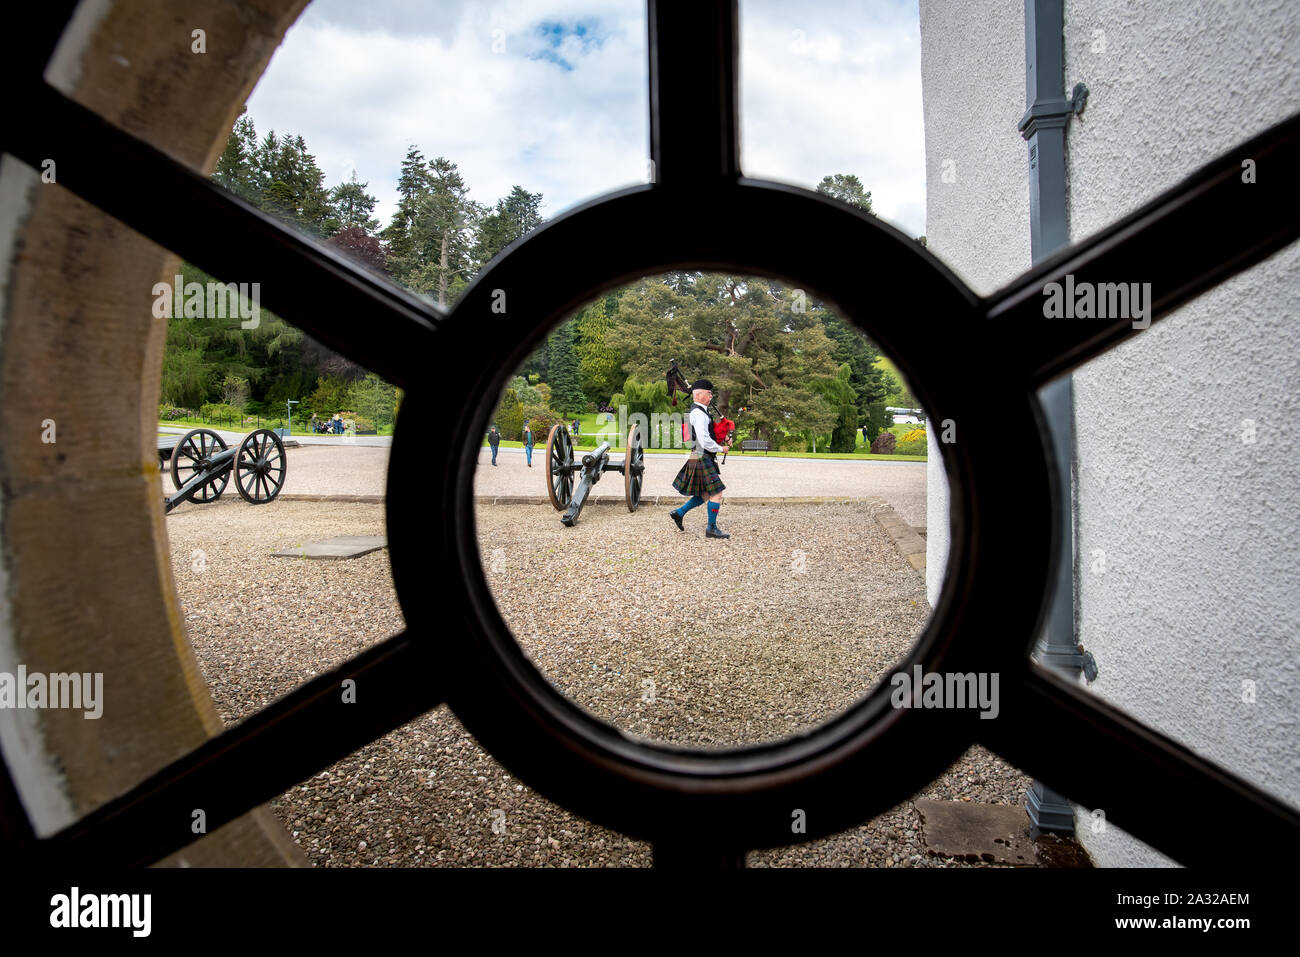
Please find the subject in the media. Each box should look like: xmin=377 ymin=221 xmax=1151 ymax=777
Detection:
xmin=901 ymin=428 xmax=927 ymax=443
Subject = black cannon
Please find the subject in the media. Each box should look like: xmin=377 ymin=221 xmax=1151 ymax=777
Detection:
xmin=545 ymin=424 xmax=645 ymax=526
xmin=163 ymin=427 xmax=287 ymax=513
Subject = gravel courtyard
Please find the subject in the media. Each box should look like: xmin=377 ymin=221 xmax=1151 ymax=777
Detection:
xmin=166 ymin=496 xmax=1042 ymax=867
xmin=481 ymin=500 xmax=927 ymax=748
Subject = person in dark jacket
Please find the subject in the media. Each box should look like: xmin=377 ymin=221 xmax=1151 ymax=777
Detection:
xmin=488 ymin=425 xmax=500 ymax=466
xmin=523 ymin=423 xmax=534 ymax=467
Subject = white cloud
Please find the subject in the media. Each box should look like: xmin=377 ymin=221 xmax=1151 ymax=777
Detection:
xmin=740 ymin=0 xmax=927 ymax=237
xmin=243 ymin=0 xmax=925 ymax=237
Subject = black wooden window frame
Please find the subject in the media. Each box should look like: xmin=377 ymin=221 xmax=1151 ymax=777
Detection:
xmin=2 ymin=0 xmax=1298 ymax=867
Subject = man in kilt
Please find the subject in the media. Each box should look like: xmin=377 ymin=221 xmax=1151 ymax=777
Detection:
xmin=670 ymin=379 xmax=732 ymax=539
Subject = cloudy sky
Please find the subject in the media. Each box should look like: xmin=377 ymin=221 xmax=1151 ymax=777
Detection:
xmin=245 ymin=0 xmax=926 ymax=237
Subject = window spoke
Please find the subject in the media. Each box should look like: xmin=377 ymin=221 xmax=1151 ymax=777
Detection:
xmin=984 ymin=111 xmax=1300 ymax=387
xmin=45 ymin=630 xmax=442 ymax=866
xmin=3 ymin=82 xmax=442 ymax=390
xmin=649 ymin=0 xmax=740 ymax=185
xmin=978 ymin=665 xmax=1300 ymax=865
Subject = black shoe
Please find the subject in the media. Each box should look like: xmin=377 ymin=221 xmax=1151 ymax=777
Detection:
xmin=705 ymin=525 xmax=730 ymax=539
xmin=670 ymin=511 xmax=684 ymax=531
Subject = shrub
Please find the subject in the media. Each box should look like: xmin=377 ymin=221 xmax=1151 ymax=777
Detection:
xmin=895 ymin=438 xmax=927 ymax=456
xmin=333 ymin=410 xmax=374 ymax=432
xmin=199 ymin=402 xmax=242 ymax=424
xmin=306 ymin=375 xmax=355 ymax=419
xmin=901 ymin=428 xmax=927 ymax=444
xmin=862 ymin=400 xmax=891 ymax=444
xmin=494 ymin=389 xmax=524 ymax=441
xmin=158 ymin=405 xmax=191 ymax=421
xmin=509 ymin=375 xmax=542 ymax=407
xmin=870 ymin=431 xmax=897 ymax=454
xmin=220 ymin=374 xmax=250 ymax=411
xmin=526 ymin=410 xmax=565 ymax=444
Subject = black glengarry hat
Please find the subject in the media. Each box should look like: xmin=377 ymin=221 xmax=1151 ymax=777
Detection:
xmin=689 ymin=378 xmax=714 ymax=392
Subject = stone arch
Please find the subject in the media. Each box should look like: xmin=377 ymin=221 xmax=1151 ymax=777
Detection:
xmin=0 ymin=0 xmax=310 ymax=864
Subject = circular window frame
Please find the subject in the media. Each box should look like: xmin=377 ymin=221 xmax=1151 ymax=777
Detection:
xmin=387 ymin=178 xmax=1058 ymax=849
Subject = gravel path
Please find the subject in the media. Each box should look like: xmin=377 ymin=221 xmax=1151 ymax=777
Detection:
xmin=481 ymin=501 xmax=926 ymax=748
xmin=166 ymin=498 xmax=1039 ymax=867
xmin=162 ymin=445 xmax=929 ymax=526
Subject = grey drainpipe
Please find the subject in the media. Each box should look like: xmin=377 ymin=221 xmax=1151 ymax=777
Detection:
xmin=1019 ymin=0 xmax=1088 ymax=837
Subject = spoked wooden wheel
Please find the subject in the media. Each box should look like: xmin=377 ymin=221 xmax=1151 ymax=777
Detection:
xmin=624 ymin=425 xmax=645 ymax=511
xmin=169 ymin=428 xmax=229 ymax=503
xmin=234 ymin=429 xmax=287 ymax=504
xmin=545 ymin=423 xmax=574 ymax=511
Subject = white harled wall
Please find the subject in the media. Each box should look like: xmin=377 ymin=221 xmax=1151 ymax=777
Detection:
xmin=920 ymin=0 xmax=1300 ymax=866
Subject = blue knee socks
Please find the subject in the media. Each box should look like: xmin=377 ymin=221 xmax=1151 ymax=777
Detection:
xmin=707 ymin=502 xmax=720 ymax=528
xmin=675 ymin=495 xmax=704 ymax=517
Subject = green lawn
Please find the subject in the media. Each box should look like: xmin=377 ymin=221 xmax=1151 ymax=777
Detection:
xmin=496 ymin=411 xmax=929 ymax=460
xmin=486 ymin=438 xmax=924 ymax=462
xmin=159 ymin=415 xmax=395 ymax=436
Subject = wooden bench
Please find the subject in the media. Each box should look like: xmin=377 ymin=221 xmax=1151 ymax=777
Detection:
xmin=739 ymin=439 xmax=770 ymax=454
xmin=156 ymin=435 xmax=180 ymax=470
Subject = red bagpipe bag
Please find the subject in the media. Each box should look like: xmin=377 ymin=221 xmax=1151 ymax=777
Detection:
xmin=682 ymin=416 xmax=736 ymax=446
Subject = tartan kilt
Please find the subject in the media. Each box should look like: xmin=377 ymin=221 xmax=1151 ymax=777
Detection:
xmin=672 ymin=452 xmax=726 ymax=496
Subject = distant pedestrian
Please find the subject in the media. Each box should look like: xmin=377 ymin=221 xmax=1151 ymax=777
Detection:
xmin=488 ymin=425 xmax=501 ymax=466
xmin=523 ymin=423 xmax=534 ymax=467
xmin=862 ymin=424 xmax=869 ymax=446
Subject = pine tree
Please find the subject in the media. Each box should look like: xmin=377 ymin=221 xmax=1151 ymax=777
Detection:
xmin=213 ymin=112 xmax=259 ymax=203
xmin=423 ymin=156 xmax=479 ymax=306
xmin=330 ymin=171 xmax=381 ymax=232
xmin=475 ymin=185 xmax=544 ymax=262
xmin=380 ymin=146 xmax=430 ymax=277
xmin=816 ymin=173 xmax=873 ymax=213
xmin=575 ymin=300 xmax=623 ymax=403
xmin=547 ymin=320 xmax=586 ymax=414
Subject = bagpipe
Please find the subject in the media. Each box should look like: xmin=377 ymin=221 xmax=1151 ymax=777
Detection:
xmin=665 ymin=359 xmax=738 ymax=462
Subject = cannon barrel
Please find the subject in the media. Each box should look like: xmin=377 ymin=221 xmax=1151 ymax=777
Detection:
xmin=562 ymin=442 xmax=612 ymax=526
xmin=581 ymin=442 xmax=611 ymax=469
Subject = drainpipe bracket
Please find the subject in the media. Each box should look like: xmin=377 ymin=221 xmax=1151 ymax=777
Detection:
xmin=1018 ymin=84 xmax=1088 ymax=139
xmin=1019 ymin=99 xmax=1070 ymax=137
xmin=1068 ymin=81 xmax=1090 ymax=116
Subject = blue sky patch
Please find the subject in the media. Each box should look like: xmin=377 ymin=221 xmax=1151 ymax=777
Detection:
xmin=528 ymin=18 xmax=606 ymax=71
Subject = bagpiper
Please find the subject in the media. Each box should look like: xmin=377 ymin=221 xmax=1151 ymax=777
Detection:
xmin=670 ymin=379 xmax=733 ymax=539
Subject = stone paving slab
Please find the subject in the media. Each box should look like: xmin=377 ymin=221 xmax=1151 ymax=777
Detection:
xmin=915 ymin=798 xmax=1036 ymax=866
xmin=873 ymin=505 xmax=928 ymax=572
xmin=270 ymin=535 xmax=387 ymax=559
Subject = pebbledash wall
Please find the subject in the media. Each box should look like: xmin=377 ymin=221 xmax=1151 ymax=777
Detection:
xmin=920 ymin=0 xmax=1300 ymax=866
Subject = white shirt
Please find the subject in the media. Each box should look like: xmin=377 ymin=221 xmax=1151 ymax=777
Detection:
xmin=689 ymin=403 xmax=723 ymax=454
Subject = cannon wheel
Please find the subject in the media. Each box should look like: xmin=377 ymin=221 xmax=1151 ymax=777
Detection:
xmin=545 ymin=424 xmax=574 ymax=511
xmin=234 ymin=429 xmax=287 ymax=505
xmin=169 ymin=428 xmax=229 ymax=503
xmin=624 ymin=424 xmax=644 ymax=512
